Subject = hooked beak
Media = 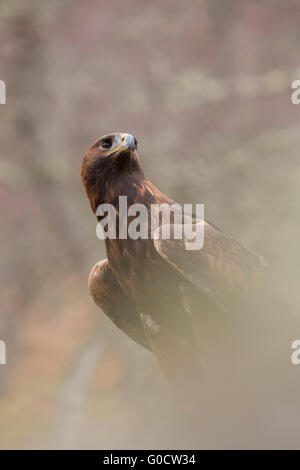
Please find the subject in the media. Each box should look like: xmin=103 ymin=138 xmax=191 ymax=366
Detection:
xmin=107 ymin=133 xmax=136 ymax=156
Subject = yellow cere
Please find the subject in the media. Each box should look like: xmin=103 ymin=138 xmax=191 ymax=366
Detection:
xmin=107 ymin=144 xmax=123 ymax=156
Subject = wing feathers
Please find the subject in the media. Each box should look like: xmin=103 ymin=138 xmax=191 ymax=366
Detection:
xmin=88 ymin=259 xmax=150 ymax=349
xmin=154 ymin=221 xmax=266 ymax=313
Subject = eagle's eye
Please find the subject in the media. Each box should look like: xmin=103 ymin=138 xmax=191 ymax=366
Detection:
xmin=100 ymin=138 xmax=112 ymax=150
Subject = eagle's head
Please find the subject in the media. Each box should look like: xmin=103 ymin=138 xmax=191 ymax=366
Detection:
xmin=81 ymin=132 xmax=145 ymax=212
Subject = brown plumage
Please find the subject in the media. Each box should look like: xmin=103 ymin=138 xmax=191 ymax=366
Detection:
xmin=81 ymin=133 xmax=295 ymax=402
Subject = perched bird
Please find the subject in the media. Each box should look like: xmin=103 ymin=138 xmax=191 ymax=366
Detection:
xmin=81 ymin=133 xmax=295 ymax=409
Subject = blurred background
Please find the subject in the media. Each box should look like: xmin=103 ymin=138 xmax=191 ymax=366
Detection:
xmin=1 ymin=0 xmax=300 ymax=449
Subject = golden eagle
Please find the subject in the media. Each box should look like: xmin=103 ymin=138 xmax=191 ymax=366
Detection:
xmin=81 ymin=133 xmax=295 ymax=406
